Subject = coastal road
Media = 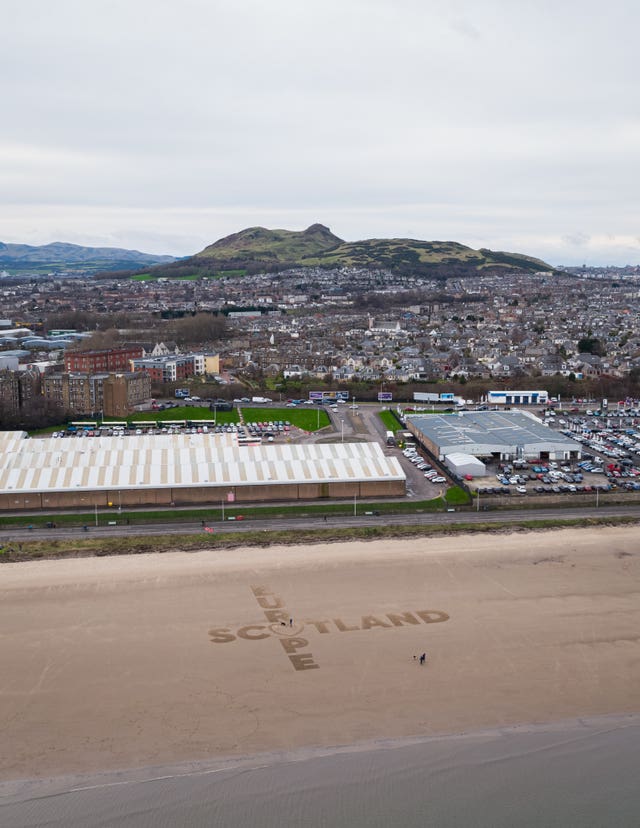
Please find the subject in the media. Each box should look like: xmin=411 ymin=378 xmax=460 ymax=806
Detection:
xmin=2 ymin=503 xmax=639 ymax=544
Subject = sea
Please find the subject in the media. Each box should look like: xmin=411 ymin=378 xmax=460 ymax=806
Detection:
xmin=1 ymin=715 xmax=638 ymax=827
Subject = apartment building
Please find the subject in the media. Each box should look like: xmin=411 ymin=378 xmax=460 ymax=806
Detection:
xmin=0 ymin=369 xmax=42 ymax=418
xmin=64 ymin=346 xmax=143 ymax=374
xmin=43 ymin=372 xmax=151 ymax=416
xmin=131 ymin=354 xmax=200 ymax=382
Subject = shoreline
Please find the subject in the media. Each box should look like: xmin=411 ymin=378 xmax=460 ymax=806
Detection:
xmin=2 ymin=711 xmax=639 ymax=803
xmin=1 ymin=526 xmax=639 ymax=784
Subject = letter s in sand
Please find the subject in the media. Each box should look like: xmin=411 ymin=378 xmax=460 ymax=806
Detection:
xmin=209 ymin=628 xmax=236 ymax=643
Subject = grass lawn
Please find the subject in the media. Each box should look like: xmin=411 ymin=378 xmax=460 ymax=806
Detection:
xmin=445 ymin=485 xmax=471 ymax=505
xmin=378 ymin=409 xmax=402 ymax=432
xmin=241 ymin=406 xmax=330 ymax=431
xmin=29 ymin=404 xmax=327 ymax=436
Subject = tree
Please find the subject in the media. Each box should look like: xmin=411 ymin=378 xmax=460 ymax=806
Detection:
xmin=170 ymin=313 xmax=227 ymax=345
xmin=578 ymin=337 xmax=605 ymax=356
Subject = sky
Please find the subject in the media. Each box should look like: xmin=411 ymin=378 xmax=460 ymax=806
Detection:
xmin=2 ymin=0 xmax=639 ymax=266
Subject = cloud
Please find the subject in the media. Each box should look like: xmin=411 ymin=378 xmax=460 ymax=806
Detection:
xmin=561 ymin=233 xmax=591 ymax=248
xmin=0 ymin=0 xmax=638 ymax=265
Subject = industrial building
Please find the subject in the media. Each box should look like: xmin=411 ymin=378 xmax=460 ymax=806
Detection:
xmin=0 ymin=432 xmax=405 ymax=510
xmin=486 ymin=390 xmax=549 ymax=406
xmin=406 ymin=410 xmax=580 ymax=463
xmin=443 ymin=453 xmax=487 ymax=478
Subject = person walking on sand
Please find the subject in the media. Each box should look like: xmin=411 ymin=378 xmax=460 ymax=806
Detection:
xmin=419 ymin=653 xmax=426 ymax=665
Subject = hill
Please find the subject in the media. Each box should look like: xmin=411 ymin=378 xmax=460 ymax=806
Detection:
xmin=148 ymin=224 xmax=552 ymax=280
xmin=195 ymin=223 xmax=343 ymax=263
xmin=306 ymin=238 xmax=550 ymax=276
xmin=0 ymin=241 xmax=177 ymax=275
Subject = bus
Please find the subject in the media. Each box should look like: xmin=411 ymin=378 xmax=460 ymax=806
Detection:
xmin=385 ymin=430 xmax=396 ymax=446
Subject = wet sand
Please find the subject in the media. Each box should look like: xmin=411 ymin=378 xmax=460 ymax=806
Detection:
xmin=1 ymin=526 xmax=639 ymax=781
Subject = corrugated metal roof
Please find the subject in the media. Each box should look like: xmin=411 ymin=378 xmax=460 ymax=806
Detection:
xmin=408 ymin=411 xmax=579 ymax=455
xmin=0 ymin=432 xmax=405 ymax=494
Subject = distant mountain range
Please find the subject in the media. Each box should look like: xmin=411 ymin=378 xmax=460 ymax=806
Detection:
xmin=0 ymin=226 xmax=553 ymax=279
xmin=0 ymin=241 xmax=177 ymax=274
xmin=148 ymin=224 xmax=552 ymax=280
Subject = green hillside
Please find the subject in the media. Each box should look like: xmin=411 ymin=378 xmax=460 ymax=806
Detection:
xmin=307 ymin=238 xmax=550 ymax=274
xmin=145 ymin=224 xmax=552 ymax=280
xmin=195 ymin=223 xmax=342 ymax=263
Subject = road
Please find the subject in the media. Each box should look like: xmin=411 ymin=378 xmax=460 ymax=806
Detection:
xmin=3 ymin=503 xmax=639 ymax=544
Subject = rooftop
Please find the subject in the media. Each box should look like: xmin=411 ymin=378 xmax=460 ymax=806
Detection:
xmin=407 ymin=411 xmax=579 ymax=455
xmin=0 ymin=432 xmax=404 ymax=495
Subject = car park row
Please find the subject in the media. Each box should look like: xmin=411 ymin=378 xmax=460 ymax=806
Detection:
xmin=402 ymin=446 xmax=447 ymax=484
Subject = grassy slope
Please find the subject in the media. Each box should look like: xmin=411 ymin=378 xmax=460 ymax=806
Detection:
xmin=304 ymin=239 xmax=549 ymax=272
xmin=149 ymin=226 xmax=551 ymax=279
xmin=195 ymin=225 xmax=342 ymax=262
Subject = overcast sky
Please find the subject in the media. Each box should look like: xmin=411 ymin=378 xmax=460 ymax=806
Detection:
xmin=2 ymin=0 xmax=638 ymax=265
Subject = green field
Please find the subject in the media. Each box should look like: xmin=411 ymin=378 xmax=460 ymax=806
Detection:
xmin=378 ymin=410 xmax=402 ymax=432
xmin=66 ymin=404 xmax=330 ymax=430
xmin=241 ymin=406 xmax=330 ymax=431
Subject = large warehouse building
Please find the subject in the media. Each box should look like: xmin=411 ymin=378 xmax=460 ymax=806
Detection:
xmin=0 ymin=432 xmax=405 ymax=510
xmin=406 ymin=410 xmax=580 ymax=464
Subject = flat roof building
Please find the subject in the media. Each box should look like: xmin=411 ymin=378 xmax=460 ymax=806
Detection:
xmin=487 ymin=390 xmax=549 ymax=406
xmin=406 ymin=410 xmax=580 ymax=462
xmin=0 ymin=432 xmax=405 ymax=510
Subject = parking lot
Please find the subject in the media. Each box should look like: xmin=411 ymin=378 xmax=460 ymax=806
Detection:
xmin=472 ymin=459 xmax=635 ymax=498
xmin=395 ymin=442 xmax=453 ymax=498
xmin=472 ymin=406 xmax=640 ymax=498
xmin=49 ymin=418 xmax=299 ymax=443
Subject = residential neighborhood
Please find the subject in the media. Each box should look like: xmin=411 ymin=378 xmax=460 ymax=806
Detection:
xmin=1 ymin=262 xmax=640 ymax=422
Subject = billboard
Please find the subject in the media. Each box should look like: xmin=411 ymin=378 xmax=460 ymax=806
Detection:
xmin=378 ymin=392 xmax=393 ymax=402
xmin=309 ymin=390 xmax=350 ymax=402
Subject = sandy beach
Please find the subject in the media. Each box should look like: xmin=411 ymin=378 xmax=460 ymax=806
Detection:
xmin=1 ymin=526 xmax=639 ymax=781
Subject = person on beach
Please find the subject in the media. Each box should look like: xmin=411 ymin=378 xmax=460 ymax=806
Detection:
xmin=419 ymin=653 xmax=426 ymax=665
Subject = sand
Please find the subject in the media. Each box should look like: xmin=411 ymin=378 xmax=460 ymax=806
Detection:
xmin=1 ymin=526 xmax=639 ymax=781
